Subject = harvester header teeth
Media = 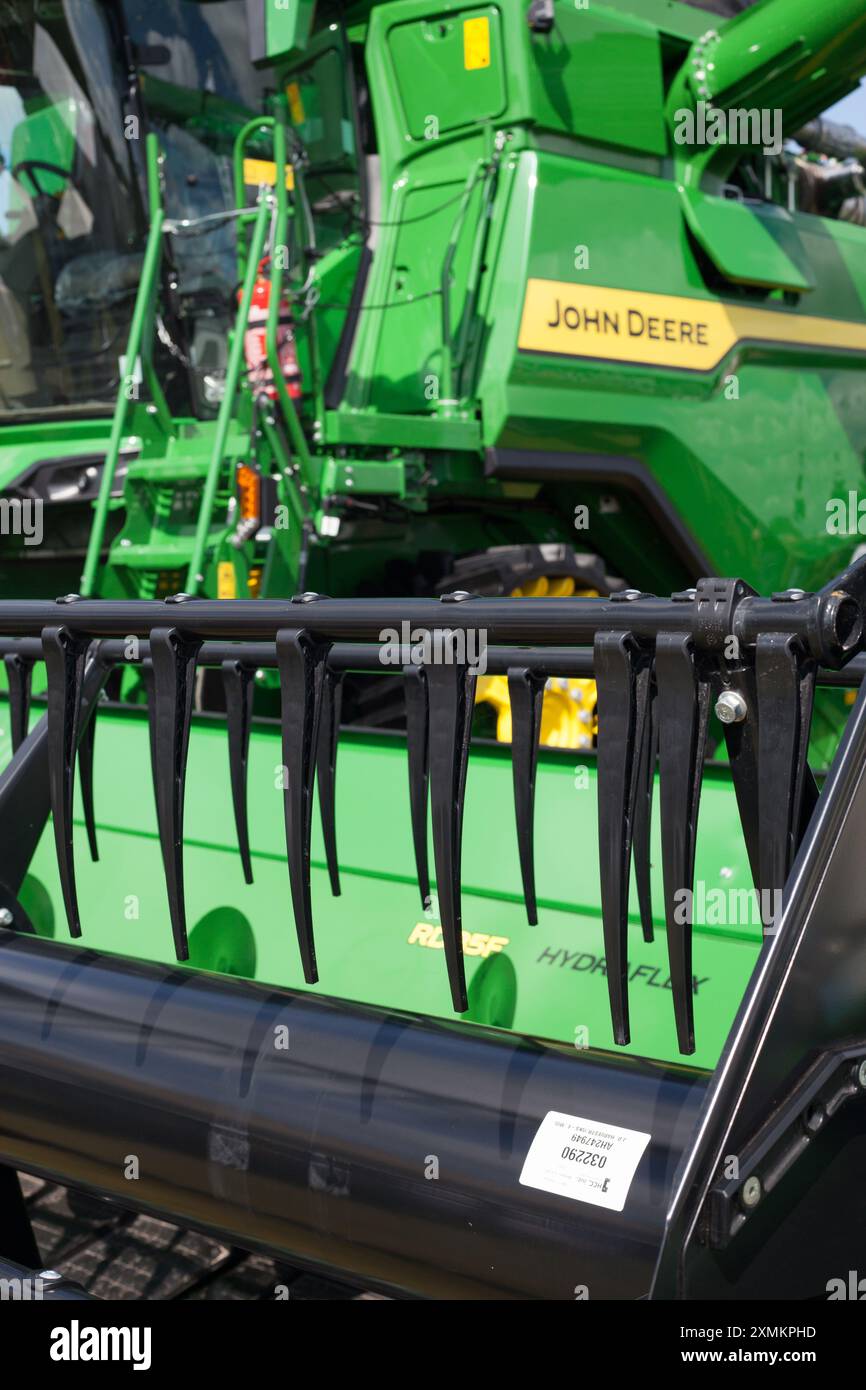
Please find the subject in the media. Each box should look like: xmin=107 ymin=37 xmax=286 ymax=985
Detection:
xmin=594 ymin=630 xmax=653 ymax=1046
xmin=632 ymin=677 xmax=658 ymax=945
xmin=41 ymin=625 xmax=89 ymax=939
xmin=655 ymin=633 xmax=711 ymax=1057
xmin=3 ymin=651 xmax=35 ymax=754
xmin=506 ymin=666 xmax=547 ymax=926
xmin=316 ymin=667 xmax=344 ymax=897
xmin=221 ymin=659 xmax=256 ymax=885
xmin=276 ymin=628 xmax=332 ymax=984
xmin=403 ymin=664 xmax=431 ymax=911
xmin=425 ymin=650 xmax=477 ymax=1013
xmin=77 ymin=643 xmax=115 ymax=865
xmin=149 ymin=627 xmax=202 ymax=962
xmin=755 ymin=634 xmax=818 ymax=910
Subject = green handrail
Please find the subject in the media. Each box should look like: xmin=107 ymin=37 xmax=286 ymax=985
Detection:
xmin=185 ymin=192 xmax=272 ymax=594
xmin=232 ymin=116 xmax=275 ymax=280
xmin=265 ymin=100 xmax=315 ymax=490
xmin=80 ymin=133 xmax=166 ymax=597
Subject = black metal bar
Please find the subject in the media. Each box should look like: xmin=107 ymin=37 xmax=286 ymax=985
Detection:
xmin=0 ymin=587 xmax=856 ymax=664
xmin=2 ymin=636 xmax=866 ymax=687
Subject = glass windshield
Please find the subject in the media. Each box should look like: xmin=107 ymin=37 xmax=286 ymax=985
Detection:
xmin=0 ymin=0 xmax=145 ymax=418
xmin=0 ymin=0 xmax=271 ymax=421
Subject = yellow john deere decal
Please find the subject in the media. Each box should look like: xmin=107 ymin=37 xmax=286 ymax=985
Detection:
xmin=463 ymin=16 xmax=490 ymax=70
xmin=518 ymin=278 xmax=866 ymax=372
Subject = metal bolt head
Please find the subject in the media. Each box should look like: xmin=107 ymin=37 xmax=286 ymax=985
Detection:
xmin=803 ymin=1103 xmax=825 ymax=1135
xmin=715 ymin=690 xmax=747 ymax=725
xmin=740 ymin=1175 xmax=762 ymax=1210
xmin=0 ymin=908 xmax=13 ymax=927
xmin=857 ymin=1059 xmax=866 ymax=1089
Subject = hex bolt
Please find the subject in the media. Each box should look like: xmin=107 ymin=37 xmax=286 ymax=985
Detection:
xmin=715 ymin=690 xmax=748 ymax=725
xmin=0 ymin=908 xmax=13 ymax=927
xmin=740 ymin=1175 xmax=762 ymax=1210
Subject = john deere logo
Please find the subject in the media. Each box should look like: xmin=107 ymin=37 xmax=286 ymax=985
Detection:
xmin=518 ymin=278 xmax=866 ymax=373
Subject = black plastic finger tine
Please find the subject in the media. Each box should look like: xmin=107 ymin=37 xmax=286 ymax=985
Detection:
xmin=77 ymin=709 xmax=99 ymax=863
xmin=506 ymin=666 xmax=546 ymax=926
xmin=149 ymin=627 xmax=201 ymax=962
xmin=221 ymin=659 xmax=255 ymax=885
xmin=77 ymin=646 xmax=113 ymax=865
xmin=632 ymin=675 xmax=657 ymax=944
xmin=316 ymin=667 xmax=344 ymax=897
xmin=41 ymin=625 xmax=89 ymax=939
xmin=276 ymin=628 xmax=332 ymax=984
xmin=594 ymin=631 xmax=651 ymax=1046
xmin=4 ymin=652 xmax=35 ymax=753
xmin=403 ymin=664 xmax=431 ymax=911
xmin=718 ymin=667 xmax=762 ymax=890
xmin=755 ymin=633 xmax=817 ymax=907
xmin=655 ymin=632 xmax=710 ymax=1056
xmin=141 ymin=658 xmax=159 ymax=811
xmin=425 ymin=651 xmax=477 ymax=1013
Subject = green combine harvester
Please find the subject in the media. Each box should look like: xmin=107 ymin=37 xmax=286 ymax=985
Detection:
xmin=2 ymin=0 xmax=866 ymax=1302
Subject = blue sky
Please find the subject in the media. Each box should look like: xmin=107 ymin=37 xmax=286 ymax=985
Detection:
xmin=827 ymin=82 xmax=866 ymax=133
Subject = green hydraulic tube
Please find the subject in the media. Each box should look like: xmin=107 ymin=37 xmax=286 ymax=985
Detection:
xmin=185 ymin=193 xmax=272 ymax=595
xmin=80 ymin=134 xmax=166 ymax=598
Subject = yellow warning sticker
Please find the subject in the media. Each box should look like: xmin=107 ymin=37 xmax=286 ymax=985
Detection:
xmin=463 ymin=16 xmax=490 ymax=70
xmin=286 ymin=81 xmax=305 ymax=125
xmin=243 ymin=157 xmax=294 ymax=191
xmin=518 ymin=277 xmax=866 ymax=373
xmin=217 ymin=561 xmax=236 ymax=600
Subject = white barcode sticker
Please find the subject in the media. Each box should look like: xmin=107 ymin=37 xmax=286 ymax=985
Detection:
xmin=519 ymin=1111 xmax=650 ymax=1212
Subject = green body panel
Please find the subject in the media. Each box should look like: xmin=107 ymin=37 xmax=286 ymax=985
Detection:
xmin=10 ymin=702 xmax=758 ymax=1071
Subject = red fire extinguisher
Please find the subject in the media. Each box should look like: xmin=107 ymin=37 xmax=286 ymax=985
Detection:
xmin=239 ymin=259 xmax=303 ymax=401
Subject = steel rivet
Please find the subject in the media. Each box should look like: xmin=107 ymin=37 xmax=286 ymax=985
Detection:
xmin=740 ymin=1175 xmax=762 ymax=1209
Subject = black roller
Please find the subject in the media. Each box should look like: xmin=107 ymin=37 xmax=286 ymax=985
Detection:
xmin=0 ymin=934 xmax=707 ymax=1301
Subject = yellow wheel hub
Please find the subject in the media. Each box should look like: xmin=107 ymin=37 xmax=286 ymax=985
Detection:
xmin=474 ymin=575 xmax=600 ymax=750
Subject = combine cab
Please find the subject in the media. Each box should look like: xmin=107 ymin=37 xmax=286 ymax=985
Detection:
xmin=2 ymin=0 xmax=866 ymax=1305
